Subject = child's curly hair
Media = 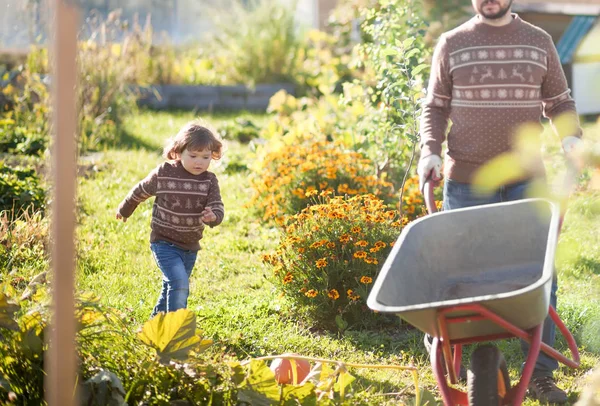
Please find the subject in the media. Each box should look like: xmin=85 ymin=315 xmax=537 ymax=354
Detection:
xmin=163 ymin=120 xmax=223 ymax=160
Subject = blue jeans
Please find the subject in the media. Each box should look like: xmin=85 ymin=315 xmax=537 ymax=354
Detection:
xmin=150 ymin=240 xmax=198 ymax=317
xmin=443 ymin=179 xmax=559 ymax=378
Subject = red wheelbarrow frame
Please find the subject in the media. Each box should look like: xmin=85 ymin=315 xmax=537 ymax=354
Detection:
xmin=422 ymin=180 xmax=580 ymax=405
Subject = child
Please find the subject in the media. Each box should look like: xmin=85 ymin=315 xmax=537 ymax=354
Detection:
xmin=116 ymin=120 xmax=225 ymax=317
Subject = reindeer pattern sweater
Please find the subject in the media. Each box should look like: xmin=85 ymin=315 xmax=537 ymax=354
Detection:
xmin=118 ymin=161 xmax=224 ymax=250
xmin=420 ymin=14 xmax=580 ymax=183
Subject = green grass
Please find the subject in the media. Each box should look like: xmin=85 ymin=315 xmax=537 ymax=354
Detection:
xmin=74 ymin=110 xmax=600 ymax=405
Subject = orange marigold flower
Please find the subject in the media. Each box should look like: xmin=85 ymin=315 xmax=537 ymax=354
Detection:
xmin=347 ymin=289 xmax=354 ymax=296
xmin=298 ymin=247 xmax=306 ymax=254
xmin=305 ymin=289 xmax=318 ymax=298
xmin=310 ymin=241 xmax=323 ymax=248
xmin=354 ymin=240 xmax=368 ymax=247
xmin=360 ymin=276 xmax=373 ymax=284
xmin=351 ymin=226 xmax=361 ymax=234
xmin=305 ymin=189 xmax=318 ymax=197
xmin=375 ymin=241 xmax=387 ymax=249
xmin=354 ymin=251 xmax=367 ymax=259
xmin=316 ymin=258 xmax=328 ymax=268
xmin=326 ymin=242 xmax=336 ymax=249
xmin=283 ymin=273 xmax=294 ymax=284
xmin=339 ymin=234 xmax=351 ymax=243
xmin=327 ymin=289 xmax=340 ymax=300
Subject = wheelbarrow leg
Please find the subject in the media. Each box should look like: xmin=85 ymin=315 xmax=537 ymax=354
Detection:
xmin=508 ymin=323 xmax=543 ymax=405
xmin=431 ymin=337 xmax=469 ymax=406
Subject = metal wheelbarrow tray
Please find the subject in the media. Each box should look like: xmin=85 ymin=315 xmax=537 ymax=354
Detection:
xmin=367 ymin=198 xmax=560 ymax=341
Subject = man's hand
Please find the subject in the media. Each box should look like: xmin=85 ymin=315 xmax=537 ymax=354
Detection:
xmin=201 ymin=207 xmax=217 ymax=223
xmin=116 ymin=211 xmax=127 ymax=222
xmin=417 ymin=154 xmax=443 ymax=192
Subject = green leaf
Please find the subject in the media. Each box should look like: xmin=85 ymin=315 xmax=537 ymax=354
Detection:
xmin=334 ymin=369 xmax=355 ymax=399
xmin=411 ymin=64 xmax=429 ymax=77
xmin=282 ymin=382 xmax=316 ymax=405
xmin=237 ymin=360 xmax=279 ymax=405
xmin=80 ymin=369 xmax=126 ymax=406
xmin=404 ymin=48 xmax=421 ymax=59
xmin=402 ymin=38 xmax=416 ymax=48
xmin=406 ymin=388 xmax=440 ymax=405
xmin=0 ymin=293 xmax=19 ymax=331
xmin=335 ymin=315 xmax=348 ymax=332
xmin=137 ymin=309 xmax=201 ymax=364
xmin=0 ymin=373 xmax=11 ymax=392
xmin=382 ymin=48 xmax=399 ymax=57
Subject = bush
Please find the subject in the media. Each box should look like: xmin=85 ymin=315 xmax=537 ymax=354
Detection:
xmin=0 ymin=163 xmax=45 ymax=215
xmin=207 ymin=0 xmax=301 ymax=86
xmin=0 ymin=209 xmax=48 ymax=274
xmin=251 ymin=140 xmax=395 ymax=224
xmin=218 ymin=118 xmax=261 ymax=144
xmin=76 ymin=10 xmax=139 ymax=152
xmin=263 ymin=194 xmax=407 ymax=330
xmin=0 ymin=68 xmax=50 ymax=156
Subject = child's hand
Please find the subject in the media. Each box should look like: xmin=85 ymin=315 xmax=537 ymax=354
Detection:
xmin=201 ymin=207 xmax=217 ymax=223
xmin=116 ymin=211 xmax=127 ymax=222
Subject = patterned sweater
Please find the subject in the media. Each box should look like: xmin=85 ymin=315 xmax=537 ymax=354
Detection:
xmin=420 ymin=14 xmax=581 ymax=183
xmin=118 ymin=161 xmax=224 ymax=250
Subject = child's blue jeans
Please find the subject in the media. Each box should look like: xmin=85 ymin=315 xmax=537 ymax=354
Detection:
xmin=150 ymin=240 xmax=198 ymax=317
xmin=442 ymin=178 xmax=559 ymax=378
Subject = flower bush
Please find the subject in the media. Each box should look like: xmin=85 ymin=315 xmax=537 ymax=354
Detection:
xmin=0 ymin=69 xmax=49 ymax=156
xmin=263 ymin=194 xmax=409 ymax=330
xmin=0 ymin=164 xmax=45 ymax=215
xmin=251 ymin=140 xmax=395 ymax=224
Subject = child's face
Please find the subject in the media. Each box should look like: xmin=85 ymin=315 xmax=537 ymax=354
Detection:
xmin=178 ymin=148 xmax=212 ymax=175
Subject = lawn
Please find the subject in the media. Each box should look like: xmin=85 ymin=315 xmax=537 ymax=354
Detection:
xmin=75 ymin=109 xmax=600 ymax=405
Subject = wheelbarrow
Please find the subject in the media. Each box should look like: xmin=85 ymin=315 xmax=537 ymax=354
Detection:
xmin=367 ymin=181 xmax=580 ymax=405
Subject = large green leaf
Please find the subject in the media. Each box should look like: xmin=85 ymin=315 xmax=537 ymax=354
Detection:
xmin=406 ymin=388 xmax=440 ymax=406
xmin=237 ymin=360 xmax=280 ymax=405
xmin=334 ymin=368 xmax=355 ymax=399
xmin=0 ymin=293 xmax=19 ymax=331
xmin=137 ymin=309 xmax=208 ymax=364
xmin=282 ymin=382 xmax=316 ymax=405
xmin=80 ymin=369 xmax=126 ymax=406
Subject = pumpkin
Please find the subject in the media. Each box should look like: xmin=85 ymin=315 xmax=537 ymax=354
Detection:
xmin=270 ymin=357 xmax=311 ymax=384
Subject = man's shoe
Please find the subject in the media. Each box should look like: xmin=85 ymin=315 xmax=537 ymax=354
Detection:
xmin=528 ymin=376 xmax=568 ymax=404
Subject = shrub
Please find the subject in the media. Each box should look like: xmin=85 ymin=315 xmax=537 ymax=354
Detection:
xmin=263 ymin=194 xmax=407 ymax=330
xmin=207 ymin=0 xmax=301 ymax=86
xmin=339 ymin=0 xmax=433 ymax=190
xmin=76 ymin=10 xmax=139 ymax=152
xmin=0 ymin=209 xmax=48 ymax=274
xmin=251 ymin=140 xmax=395 ymax=224
xmin=0 ymin=163 xmax=45 ymax=215
xmin=218 ymin=118 xmax=261 ymax=144
xmin=0 ymin=68 xmax=50 ymax=156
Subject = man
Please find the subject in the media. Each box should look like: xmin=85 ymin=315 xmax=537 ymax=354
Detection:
xmin=417 ymin=0 xmax=582 ymax=403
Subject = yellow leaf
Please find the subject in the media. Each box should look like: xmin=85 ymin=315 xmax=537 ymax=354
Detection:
xmin=471 ymin=152 xmax=526 ymax=196
xmin=137 ymin=308 xmax=201 ymax=364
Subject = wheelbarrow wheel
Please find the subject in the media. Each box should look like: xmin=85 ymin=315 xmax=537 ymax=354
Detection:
xmin=467 ymin=344 xmax=511 ymax=406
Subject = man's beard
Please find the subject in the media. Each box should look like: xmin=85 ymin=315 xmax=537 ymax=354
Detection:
xmin=479 ymin=0 xmax=513 ymax=19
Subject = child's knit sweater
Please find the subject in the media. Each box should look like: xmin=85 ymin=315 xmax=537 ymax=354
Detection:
xmin=118 ymin=161 xmax=224 ymax=250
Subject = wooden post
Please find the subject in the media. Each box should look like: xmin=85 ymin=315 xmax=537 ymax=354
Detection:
xmin=46 ymin=0 xmax=79 ymax=405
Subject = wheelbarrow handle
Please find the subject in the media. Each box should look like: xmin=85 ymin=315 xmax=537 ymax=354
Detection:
xmin=423 ymin=178 xmax=438 ymax=215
